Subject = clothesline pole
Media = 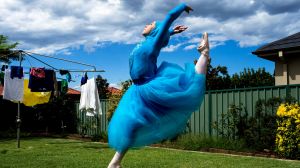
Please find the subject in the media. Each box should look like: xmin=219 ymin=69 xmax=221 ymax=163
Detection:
xmin=16 ymin=53 xmax=22 ymax=148
xmin=17 ymin=102 xmax=20 ymax=148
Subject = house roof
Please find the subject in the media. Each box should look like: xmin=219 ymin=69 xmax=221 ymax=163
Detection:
xmin=67 ymin=88 xmax=81 ymax=95
xmin=108 ymin=87 xmax=122 ymax=95
xmin=252 ymin=32 xmax=300 ymax=61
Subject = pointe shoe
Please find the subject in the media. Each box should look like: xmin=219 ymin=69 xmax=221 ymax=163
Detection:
xmin=197 ymin=32 xmax=210 ymax=60
xmin=107 ymin=163 xmax=121 ymax=168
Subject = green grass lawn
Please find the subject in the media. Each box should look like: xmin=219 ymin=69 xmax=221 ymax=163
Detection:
xmin=0 ymin=138 xmax=299 ymax=168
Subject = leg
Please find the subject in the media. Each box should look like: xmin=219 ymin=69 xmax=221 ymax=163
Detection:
xmin=195 ymin=32 xmax=210 ymax=74
xmin=107 ymin=121 xmax=140 ymax=167
xmin=108 ymin=150 xmax=127 ymax=168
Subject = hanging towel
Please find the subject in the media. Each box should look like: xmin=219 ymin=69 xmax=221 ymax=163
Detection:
xmin=79 ymin=78 xmax=102 ymax=116
xmin=29 ymin=69 xmax=55 ymax=92
xmin=10 ymin=66 xmax=24 ymax=79
xmin=22 ymin=79 xmax=51 ymax=106
xmin=3 ymin=69 xmax=24 ymax=102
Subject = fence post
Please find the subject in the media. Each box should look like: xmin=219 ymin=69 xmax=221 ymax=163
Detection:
xmin=286 ymin=84 xmax=291 ymax=99
xmin=208 ymin=90 xmax=212 ymax=137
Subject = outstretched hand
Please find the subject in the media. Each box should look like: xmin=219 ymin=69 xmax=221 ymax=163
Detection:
xmin=184 ymin=6 xmax=193 ymax=13
xmin=173 ymin=25 xmax=188 ymax=34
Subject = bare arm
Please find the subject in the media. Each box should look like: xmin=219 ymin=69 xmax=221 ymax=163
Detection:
xmin=154 ymin=3 xmax=192 ymax=47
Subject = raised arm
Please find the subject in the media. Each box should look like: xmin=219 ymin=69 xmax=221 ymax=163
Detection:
xmin=154 ymin=3 xmax=191 ymax=47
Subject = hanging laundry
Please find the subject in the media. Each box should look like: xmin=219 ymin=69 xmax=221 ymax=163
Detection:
xmin=1 ymin=65 xmax=8 ymax=71
xmin=79 ymin=78 xmax=102 ymax=116
xmin=66 ymin=72 xmax=72 ymax=82
xmin=59 ymin=70 xmax=69 ymax=75
xmin=53 ymin=72 xmax=58 ymax=97
xmin=59 ymin=70 xmax=72 ymax=82
xmin=22 ymin=79 xmax=51 ymax=106
xmin=3 ymin=69 xmax=24 ymax=102
xmin=30 ymin=68 xmax=45 ymax=78
xmin=81 ymin=72 xmax=88 ymax=85
xmin=58 ymin=79 xmax=68 ymax=95
xmin=29 ymin=68 xmax=55 ymax=92
xmin=61 ymin=79 xmax=68 ymax=94
xmin=10 ymin=66 xmax=24 ymax=79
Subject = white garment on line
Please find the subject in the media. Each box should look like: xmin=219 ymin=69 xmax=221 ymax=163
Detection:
xmin=79 ymin=77 xmax=102 ymax=116
xmin=3 ymin=69 xmax=24 ymax=102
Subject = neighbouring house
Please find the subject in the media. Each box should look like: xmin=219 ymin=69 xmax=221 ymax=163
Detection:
xmin=108 ymin=86 xmax=122 ymax=95
xmin=252 ymin=32 xmax=300 ymax=86
xmin=66 ymin=87 xmax=81 ymax=101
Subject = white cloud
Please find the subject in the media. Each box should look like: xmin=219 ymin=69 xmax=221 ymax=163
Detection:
xmin=0 ymin=0 xmax=299 ymax=54
xmin=162 ymin=44 xmax=182 ymax=52
xmin=184 ymin=44 xmax=197 ymax=50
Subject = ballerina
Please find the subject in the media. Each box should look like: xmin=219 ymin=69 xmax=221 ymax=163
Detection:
xmin=107 ymin=3 xmax=209 ymax=168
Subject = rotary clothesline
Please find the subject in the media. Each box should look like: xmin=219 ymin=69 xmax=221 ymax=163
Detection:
xmin=1 ymin=50 xmax=104 ymax=148
xmin=1 ymin=50 xmax=105 ymax=72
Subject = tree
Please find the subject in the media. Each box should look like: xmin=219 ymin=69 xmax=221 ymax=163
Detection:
xmin=95 ymin=75 xmax=110 ymax=99
xmin=120 ymin=79 xmax=133 ymax=94
xmin=231 ymin=68 xmax=274 ymax=88
xmin=204 ymin=59 xmax=231 ymax=90
xmin=195 ymin=58 xmax=275 ymax=91
xmin=107 ymin=79 xmax=132 ymax=121
xmin=0 ymin=35 xmax=20 ymax=63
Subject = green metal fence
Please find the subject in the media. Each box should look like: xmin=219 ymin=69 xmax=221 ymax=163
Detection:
xmin=76 ymin=84 xmax=300 ymax=137
xmin=76 ymin=100 xmax=109 ymax=137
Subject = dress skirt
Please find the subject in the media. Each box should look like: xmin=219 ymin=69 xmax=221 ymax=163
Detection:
xmin=108 ymin=61 xmax=206 ymax=152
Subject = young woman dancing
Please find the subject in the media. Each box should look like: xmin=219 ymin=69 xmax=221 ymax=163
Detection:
xmin=107 ymin=3 xmax=210 ymax=168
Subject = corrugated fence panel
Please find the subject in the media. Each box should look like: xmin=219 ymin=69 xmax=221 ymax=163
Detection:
xmin=76 ymin=99 xmax=109 ymax=137
xmin=76 ymin=85 xmax=300 ymax=137
xmin=199 ymin=98 xmax=205 ymax=134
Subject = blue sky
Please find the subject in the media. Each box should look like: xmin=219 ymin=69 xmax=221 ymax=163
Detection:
xmin=1 ymin=0 xmax=299 ymax=89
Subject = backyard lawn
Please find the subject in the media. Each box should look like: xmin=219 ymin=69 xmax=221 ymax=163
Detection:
xmin=0 ymin=138 xmax=299 ymax=168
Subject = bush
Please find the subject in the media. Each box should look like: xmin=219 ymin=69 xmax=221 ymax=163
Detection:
xmin=0 ymin=128 xmax=31 ymax=139
xmin=275 ymin=103 xmax=300 ymax=159
xmin=91 ymin=131 xmax=108 ymax=142
xmin=160 ymin=134 xmax=248 ymax=152
xmin=212 ymin=97 xmax=284 ymax=151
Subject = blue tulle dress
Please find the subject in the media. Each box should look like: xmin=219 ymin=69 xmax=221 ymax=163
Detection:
xmin=108 ymin=3 xmax=206 ymax=152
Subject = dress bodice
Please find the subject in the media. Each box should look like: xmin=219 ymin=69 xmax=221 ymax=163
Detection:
xmin=128 ymin=3 xmax=187 ymax=84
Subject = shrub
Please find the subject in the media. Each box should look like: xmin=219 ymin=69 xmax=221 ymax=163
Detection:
xmin=212 ymin=97 xmax=283 ymax=151
xmin=91 ymin=131 xmax=108 ymax=142
xmin=275 ymin=103 xmax=300 ymax=159
xmin=161 ymin=134 xmax=248 ymax=152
